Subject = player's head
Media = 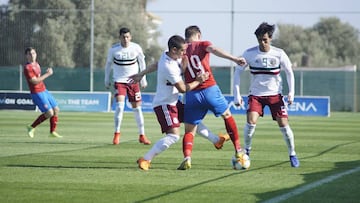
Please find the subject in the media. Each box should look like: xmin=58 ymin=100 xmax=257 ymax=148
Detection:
xmin=25 ymin=47 xmax=37 ymax=62
xmin=254 ymin=22 xmax=275 ymax=52
xmin=119 ymin=27 xmax=132 ymax=47
xmin=167 ymin=35 xmax=187 ymax=59
xmin=185 ymin=25 xmax=201 ymax=41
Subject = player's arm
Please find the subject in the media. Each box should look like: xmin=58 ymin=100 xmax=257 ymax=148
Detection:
xmin=128 ymin=62 xmax=158 ymax=84
xmin=137 ymin=48 xmax=148 ymax=88
xmin=233 ymin=66 xmax=244 ymax=107
xmin=284 ymin=67 xmax=295 ymax=105
xmin=281 ymin=51 xmax=295 ymax=105
xmin=174 ymin=72 xmax=209 ymax=93
xmin=104 ymin=49 xmax=113 ymax=89
xmin=28 ymin=67 xmax=53 ymax=85
xmin=206 ymin=45 xmax=246 ymax=66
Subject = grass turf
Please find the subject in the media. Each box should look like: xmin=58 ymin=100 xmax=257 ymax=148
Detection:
xmin=0 ymin=111 xmax=359 ymax=203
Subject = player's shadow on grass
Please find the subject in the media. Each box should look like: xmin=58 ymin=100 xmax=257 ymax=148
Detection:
xmin=134 ymin=141 xmax=359 ymax=203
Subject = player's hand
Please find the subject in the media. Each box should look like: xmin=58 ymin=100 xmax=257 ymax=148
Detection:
xmin=235 ymin=57 xmax=247 ymax=66
xmin=196 ymin=71 xmax=209 ymax=83
xmin=140 ymin=79 xmax=148 ymax=89
xmin=287 ymin=94 xmax=293 ymax=105
xmin=234 ymin=97 xmax=244 ymax=107
xmin=105 ymin=82 xmax=111 ymax=89
xmin=128 ymin=74 xmax=143 ymax=84
xmin=46 ymin=67 xmax=53 ymax=75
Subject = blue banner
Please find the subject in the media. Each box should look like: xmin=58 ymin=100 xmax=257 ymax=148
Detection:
xmin=0 ymin=92 xmax=36 ymax=110
xmin=116 ymin=93 xmax=330 ymax=117
xmin=227 ymin=95 xmax=330 ymax=117
xmin=52 ymin=91 xmax=111 ymax=112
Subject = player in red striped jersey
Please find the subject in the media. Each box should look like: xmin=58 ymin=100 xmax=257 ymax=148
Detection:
xmin=24 ymin=47 xmax=62 ymax=138
xmin=233 ymin=22 xmax=300 ymax=167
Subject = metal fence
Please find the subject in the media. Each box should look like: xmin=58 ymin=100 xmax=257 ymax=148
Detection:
xmin=0 ymin=65 xmax=358 ymax=112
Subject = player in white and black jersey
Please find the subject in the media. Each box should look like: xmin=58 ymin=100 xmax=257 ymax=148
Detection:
xmin=233 ymin=22 xmax=300 ymax=167
xmin=104 ymin=27 xmax=151 ymax=146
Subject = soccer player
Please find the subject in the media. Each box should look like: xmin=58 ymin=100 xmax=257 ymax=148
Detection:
xmin=104 ymin=27 xmax=151 ymax=145
xmin=177 ymin=25 xmax=246 ymax=170
xmin=24 ymin=47 xmax=62 ymax=138
xmin=136 ymin=35 xmax=211 ymax=170
xmin=233 ymin=22 xmax=300 ymax=167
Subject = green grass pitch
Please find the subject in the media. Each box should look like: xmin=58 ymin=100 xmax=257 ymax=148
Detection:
xmin=0 ymin=111 xmax=359 ymax=203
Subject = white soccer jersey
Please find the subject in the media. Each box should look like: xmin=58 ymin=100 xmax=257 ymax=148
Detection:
xmin=152 ymin=52 xmax=182 ymax=107
xmin=234 ymin=45 xmax=294 ymax=99
xmin=104 ymin=42 xmax=147 ymax=86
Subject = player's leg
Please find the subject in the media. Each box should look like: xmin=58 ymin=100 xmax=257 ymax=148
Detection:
xmin=45 ymin=91 xmax=62 ymax=138
xmin=129 ymin=84 xmax=150 ymax=145
xmin=138 ymin=104 xmax=181 ymax=170
xmin=178 ymin=91 xmax=206 ymax=170
xmin=222 ymin=111 xmax=242 ymax=154
xmin=196 ymin=122 xmax=230 ymax=149
xmin=114 ymin=96 xmax=125 ymax=144
xmin=48 ymin=106 xmax=62 ymax=138
xmin=278 ymin=119 xmax=299 ymax=167
xmin=206 ymin=85 xmax=242 ymax=154
xmin=270 ymin=94 xmax=299 ymax=167
xmin=112 ymin=83 xmax=127 ymax=144
xmin=27 ymin=92 xmax=50 ymax=138
xmin=243 ymin=95 xmax=263 ymax=156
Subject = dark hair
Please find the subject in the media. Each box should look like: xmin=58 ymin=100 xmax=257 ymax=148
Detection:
xmin=24 ymin=47 xmax=35 ymax=54
xmin=119 ymin=27 xmax=130 ymax=35
xmin=254 ymin=22 xmax=275 ymax=38
xmin=185 ymin=25 xmax=201 ymax=39
xmin=168 ymin=35 xmax=185 ymax=50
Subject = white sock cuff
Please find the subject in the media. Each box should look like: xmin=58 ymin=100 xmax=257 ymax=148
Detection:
xmin=132 ymin=106 xmax=142 ymax=112
xmin=246 ymin=123 xmax=256 ymax=128
xmin=166 ymin=133 xmax=180 ymax=142
xmin=116 ymin=101 xmax=125 ymax=108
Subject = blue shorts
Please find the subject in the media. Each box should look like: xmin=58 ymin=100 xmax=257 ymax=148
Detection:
xmin=31 ymin=90 xmax=58 ymax=113
xmin=184 ymin=85 xmax=229 ymax=125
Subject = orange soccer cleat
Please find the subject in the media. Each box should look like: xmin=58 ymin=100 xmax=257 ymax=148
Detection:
xmin=139 ymin=134 xmax=151 ymax=145
xmin=214 ymin=133 xmax=230 ymax=149
xmin=113 ymin=132 xmax=120 ymax=145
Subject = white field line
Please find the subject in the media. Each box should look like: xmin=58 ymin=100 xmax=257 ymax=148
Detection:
xmin=262 ymin=166 xmax=360 ymax=203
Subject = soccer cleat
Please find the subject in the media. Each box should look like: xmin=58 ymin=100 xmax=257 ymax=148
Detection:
xmin=290 ymin=155 xmax=300 ymax=168
xmin=139 ymin=134 xmax=151 ymax=145
xmin=235 ymin=151 xmax=245 ymax=159
xmin=113 ymin=132 xmax=120 ymax=145
xmin=245 ymin=148 xmax=251 ymax=157
xmin=49 ymin=131 xmax=63 ymax=138
xmin=27 ymin=125 xmax=35 ymax=138
xmin=214 ymin=133 xmax=230 ymax=149
xmin=137 ymin=157 xmax=151 ymax=171
xmin=177 ymin=158 xmax=191 ymax=170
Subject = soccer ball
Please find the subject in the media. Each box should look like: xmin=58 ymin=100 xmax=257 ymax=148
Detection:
xmin=231 ymin=153 xmax=251 ymax=170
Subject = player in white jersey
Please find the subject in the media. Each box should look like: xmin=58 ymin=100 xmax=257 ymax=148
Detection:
xmin=233 ymin=22 xmax=300 ymax=167
xmin=104 ymin=27 xmax=151 ymax=145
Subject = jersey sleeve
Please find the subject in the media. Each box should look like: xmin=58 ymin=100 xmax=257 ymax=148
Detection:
xmin=280 ymin=50 xmax=295 ymax=98
xmin=104 ymin=47 xmax=113 ymax=86
xmin=165 ymin=63 xmax=182 ymax=85
xmin=24 ymin=65 xmax=35 ymax=80
xmin=233 ymin=65 xmax=244 ymax=104
xmin=136 ymin=44 xmax=147 ymax=87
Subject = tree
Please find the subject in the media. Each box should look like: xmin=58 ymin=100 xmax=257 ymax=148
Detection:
xmin=272 ymin=17 xmax=360 ymax=68
xmin=0 ymin=0 xmax=162 ymax=68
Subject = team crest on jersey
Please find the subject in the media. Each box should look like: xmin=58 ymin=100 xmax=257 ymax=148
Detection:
xmin=269 ymin=58 xmax=277 ymax=66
